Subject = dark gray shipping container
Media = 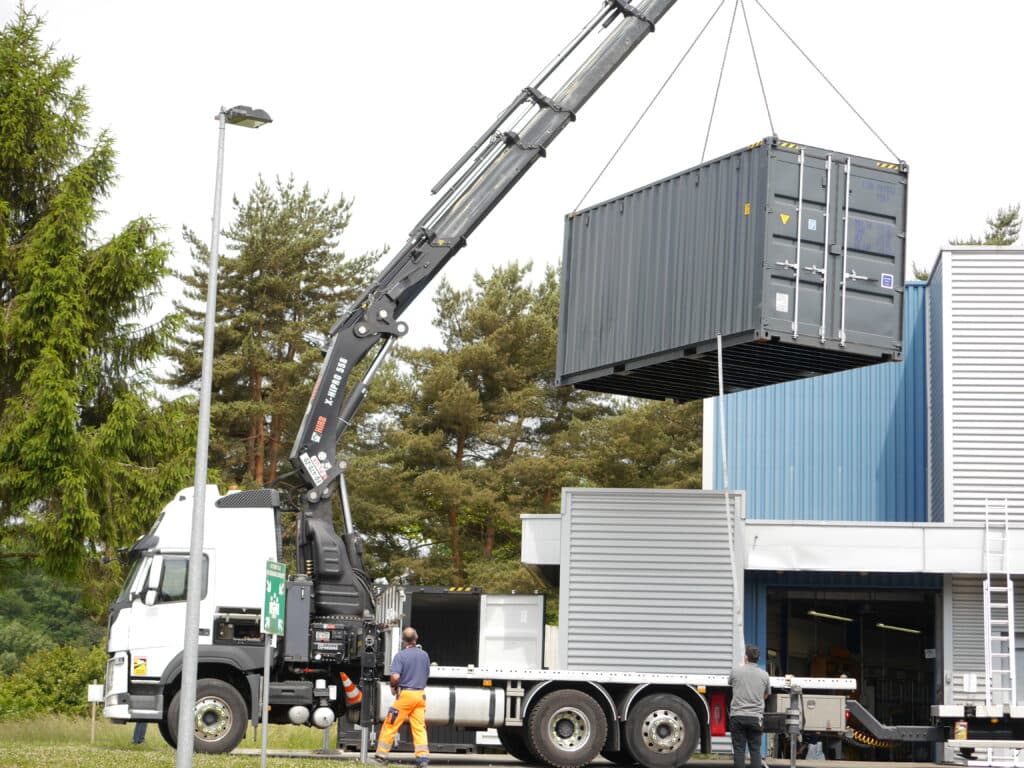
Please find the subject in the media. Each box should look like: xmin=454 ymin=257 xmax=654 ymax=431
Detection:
xmin=556 ymin=137 xmax=908 ymax=402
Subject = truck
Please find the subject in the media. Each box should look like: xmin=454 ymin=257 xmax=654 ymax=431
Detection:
xmin=102 ymin=1 xmax=856 ymax=765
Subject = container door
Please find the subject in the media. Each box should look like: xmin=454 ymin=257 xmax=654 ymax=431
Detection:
xmin=764 ymin=148 xmax=832 ymax=341
xmin=765 ymin=149 xmax=905 ymax=352
xmin=828 ymin=159 xmax=906 ymax=351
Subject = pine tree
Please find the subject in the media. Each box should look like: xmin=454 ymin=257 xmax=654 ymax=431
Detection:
xmin=166 ymin=176 xmax=376 ymax=486
xmin=348 ymin=264 xmax=614 ymax=589
xmin=0 ymin=6 xmax=194 ymax=582
xmin=950 ymin=204 xmax=1021 ymax=246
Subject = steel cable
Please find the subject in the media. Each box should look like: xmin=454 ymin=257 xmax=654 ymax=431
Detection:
xmin=753 ymin=0 xmax=901 ymax=161
xmin=573 ymin=0 xmax=728 ymax=212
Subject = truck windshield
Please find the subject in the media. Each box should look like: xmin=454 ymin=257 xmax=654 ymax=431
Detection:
xmin=117 ymin=558 xmax=147 ymax=603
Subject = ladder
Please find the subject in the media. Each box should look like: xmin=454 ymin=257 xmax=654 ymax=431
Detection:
xmin=970 ymin=500 xmax=1021 ymax=767
xmin=983 ymin=498 xmax=1016 ymax=709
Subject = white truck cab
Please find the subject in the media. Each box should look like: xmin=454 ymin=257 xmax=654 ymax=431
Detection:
xmin=104 ymin=486 xmax=279 ymax=747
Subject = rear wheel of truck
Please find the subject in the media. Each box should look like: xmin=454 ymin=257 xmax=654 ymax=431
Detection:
xmin=167 ymin=678 xmax=248 ymax=754
xmin=497 ymin=726 xmax=536 ymax=762
xmin=623 ymin=693 xmax=698 ymax=768
xmin=525 ymin=689 xmax=608 ymax=768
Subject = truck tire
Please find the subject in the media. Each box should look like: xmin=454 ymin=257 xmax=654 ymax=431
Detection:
xmin=601 ymin=747 xmax=638 ymax=765
xmin=623 ymin=693 xmax=698 ymax=768
xmin=497 ymin=726 xmax=536 ymax=762
xmin=167 ymin=678 xmax=248 ymax=754
xmin=526 ymin=689 xmax=608 ymax=768
xmin=157 ymin=717 xmax=176 ymax=749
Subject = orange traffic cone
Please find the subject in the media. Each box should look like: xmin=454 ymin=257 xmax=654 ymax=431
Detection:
xmin=340 ymin=672 xmax=363 ymax=705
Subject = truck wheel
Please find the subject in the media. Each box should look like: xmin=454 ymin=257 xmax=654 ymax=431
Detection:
xmin=601 ymin=747 xmax=638 ymax=765
xmin=497 ymin=726 xmax=536 ymax=762
xmin=167 ymin=678 xmax=248 ymax=754
xmin=623 ymin=694 xmax=698 ymax=768
xmin=157 ymin=717 xmax=176 ymax=749
xmin=526 ymin=689 xmax=608 ymax=768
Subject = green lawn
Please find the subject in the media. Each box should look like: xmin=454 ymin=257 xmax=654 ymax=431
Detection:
xmin=0 ymin=715 xmax=362 ymax=767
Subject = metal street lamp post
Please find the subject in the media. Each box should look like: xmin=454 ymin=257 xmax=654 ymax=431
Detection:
xmin=176 ymin=105 xmax=272 ymax=767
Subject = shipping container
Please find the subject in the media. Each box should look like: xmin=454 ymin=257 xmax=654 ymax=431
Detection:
xmin=556 ymin=137 xmax=908 ymax=403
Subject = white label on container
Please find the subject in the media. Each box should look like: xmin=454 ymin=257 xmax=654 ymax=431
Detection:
xmin=807 ymin=218 xmax=817 ymax=231
xmin=775 ymin=292 xmax=789 ymax=313
xmin=881 ymin=273 xmax=894 ymax=289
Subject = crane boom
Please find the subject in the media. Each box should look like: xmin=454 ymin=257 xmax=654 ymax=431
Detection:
xmin=288 ymin=0 xmax=678 ymax=619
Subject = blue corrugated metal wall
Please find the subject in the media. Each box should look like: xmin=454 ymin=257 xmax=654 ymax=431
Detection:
xmin=712 ymin=282 xmax=927 ymax=522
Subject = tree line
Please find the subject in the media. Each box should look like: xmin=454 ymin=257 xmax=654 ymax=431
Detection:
xmin=0 ymin=6 xmax=700 ymax=697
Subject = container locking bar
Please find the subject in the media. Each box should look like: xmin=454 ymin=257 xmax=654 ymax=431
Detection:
xmin=839 ymin=157 xmax=852 ymax=346
xmin=792 ymin=149 xmax=805 ymax=339
xmin=815 ymin=155 xmax=833 ymax=343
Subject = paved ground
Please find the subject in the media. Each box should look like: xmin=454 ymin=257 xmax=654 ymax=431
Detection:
xmin=234 ymin=749 xmax=950 ymax=767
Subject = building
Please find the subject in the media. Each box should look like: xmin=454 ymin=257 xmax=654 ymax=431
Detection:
xmin=523 ymin=247 xmax=1024 ymax=760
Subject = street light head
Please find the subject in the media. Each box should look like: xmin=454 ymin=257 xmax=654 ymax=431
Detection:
xmin=223 ymin=105 xmax=272 ymax=128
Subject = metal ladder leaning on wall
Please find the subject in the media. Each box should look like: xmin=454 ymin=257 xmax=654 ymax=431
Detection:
xmin=974 ymin=499 xmax=1021 ymax=767
xmin=984 ymin=498 xmax=1017 ymax=710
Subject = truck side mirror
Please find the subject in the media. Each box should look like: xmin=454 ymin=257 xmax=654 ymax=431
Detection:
xmin=143 ymin=589 xmax=158 ymax=606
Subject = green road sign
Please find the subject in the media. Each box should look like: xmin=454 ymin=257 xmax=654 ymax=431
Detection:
xmin=263 ymin=560 xmax=287 ymax=636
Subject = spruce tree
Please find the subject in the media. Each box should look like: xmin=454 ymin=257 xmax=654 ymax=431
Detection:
xmin=0 ymin=6 xmax=194 ymax=584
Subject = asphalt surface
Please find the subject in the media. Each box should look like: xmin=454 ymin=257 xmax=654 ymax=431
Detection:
xmin=234 ymin=749 xmax=950 ymax=767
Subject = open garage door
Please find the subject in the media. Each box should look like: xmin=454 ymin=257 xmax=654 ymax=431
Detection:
xmin=765 ymin=585 xmax=939 ymax=762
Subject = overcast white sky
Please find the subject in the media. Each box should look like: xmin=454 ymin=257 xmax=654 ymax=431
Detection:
xmin=8 ymin=0 xmax=1023 ymax=348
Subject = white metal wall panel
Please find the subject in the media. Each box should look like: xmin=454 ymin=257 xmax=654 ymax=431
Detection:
xmin=934 ymin=248 xmax=1024 ymax=523
xmin=478 ymin=594 xmax=545 ymax=669
xmin=949 ymin=574 xmax=1024 ymax=705
xmin=951 ymin=575 xmax=986 ymax=707
xmin=926 ymin=258 xmax=946 ymax=522
xmin=558 ymin=488 xmax=741 ymax=673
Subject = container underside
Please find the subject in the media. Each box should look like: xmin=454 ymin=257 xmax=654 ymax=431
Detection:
xmin=562 ymin=335 xmax=898 ymax=403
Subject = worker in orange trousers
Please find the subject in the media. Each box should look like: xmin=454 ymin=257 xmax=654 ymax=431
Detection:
xmin=374 ymin=627 xmax=430 ymax=766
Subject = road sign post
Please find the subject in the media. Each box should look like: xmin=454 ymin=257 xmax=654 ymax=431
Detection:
xmin=261 ymin=561 xmax=287 ymax=768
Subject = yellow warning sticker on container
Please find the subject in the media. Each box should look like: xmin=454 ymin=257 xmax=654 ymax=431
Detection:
xmin=744 ymin=202 xmax=751 ymax=216
xmin=780 ymin=213 xmax=791 ymax=225
xmin=133 ymin=657 xmax=147 ymax=676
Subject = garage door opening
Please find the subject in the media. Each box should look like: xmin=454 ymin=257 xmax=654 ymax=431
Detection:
xmin=766 ymin=588 xmax=937 ymax=761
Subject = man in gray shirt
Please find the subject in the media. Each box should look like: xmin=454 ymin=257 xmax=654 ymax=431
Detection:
xmin=728 ymin=644 xmax=771 ymax=768
xmin=374 ymin=627 xmax=431 ymax=767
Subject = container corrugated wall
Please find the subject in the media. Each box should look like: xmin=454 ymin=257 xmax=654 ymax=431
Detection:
xmin=559 ymin=488 xmax=739 ymax=673
xmin=557 ymin=138 xmax=907 ymax=403
xmin=707 ymin=282 xmax=927 ymax=522
xmin=927 ymin=248 xmax=1024 ymax=524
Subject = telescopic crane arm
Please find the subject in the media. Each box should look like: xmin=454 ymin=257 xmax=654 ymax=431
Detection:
xmin=288 ymin=0 xmax=678 ymax=618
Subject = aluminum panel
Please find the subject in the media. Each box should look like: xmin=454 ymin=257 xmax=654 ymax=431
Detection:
xmin=557 ymin=138 xmax=907 ymax=403
xmin=927 ymin=259 xmax=946 ymax=522
xmin=478 ymin=594 xmax=544 ymax=669
xmin=929 ymin=248 xmax=1024 ymax=524
xmin=559 ymin=488 xmax=741 ymax=674
xmin=951 ymin=575 xmax=986 ymax=708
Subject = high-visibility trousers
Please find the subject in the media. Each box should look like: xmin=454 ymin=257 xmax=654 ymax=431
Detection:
xmin=376 ymin=689 xmax=429 ymax=761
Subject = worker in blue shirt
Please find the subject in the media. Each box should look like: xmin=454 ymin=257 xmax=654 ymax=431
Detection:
xmin=374 ymin=627 xmax=430 ymax=766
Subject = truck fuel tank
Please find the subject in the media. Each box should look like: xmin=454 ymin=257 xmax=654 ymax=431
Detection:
xmin=375 ymin=682 xmax=504 ymax=728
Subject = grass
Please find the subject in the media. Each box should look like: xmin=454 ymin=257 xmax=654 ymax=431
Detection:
xmin=0 ymin=714 xmax=363 ymax=767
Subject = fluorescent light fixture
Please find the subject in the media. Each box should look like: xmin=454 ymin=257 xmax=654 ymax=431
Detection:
xmin=807 ymin=610 xmax=854 ymax=623
xmin=876 ymin=622 xmax=921 ymax=635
